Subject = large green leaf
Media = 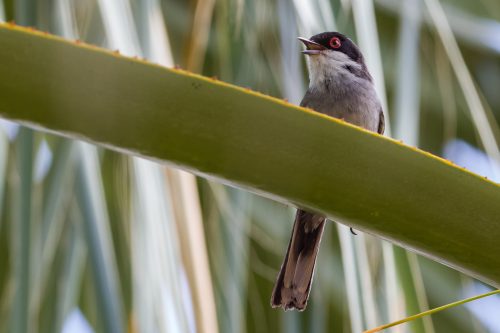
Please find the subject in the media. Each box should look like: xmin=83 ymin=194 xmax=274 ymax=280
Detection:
xmin=1 ymin=23 xmax=499 ymax=288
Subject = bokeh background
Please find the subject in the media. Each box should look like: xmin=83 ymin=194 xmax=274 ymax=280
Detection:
xmin=0 ymin=0 xmax=499 ymax=332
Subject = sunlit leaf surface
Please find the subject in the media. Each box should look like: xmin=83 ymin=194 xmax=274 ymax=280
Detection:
xmin=1 ymin=23 xmax=500 ymax=295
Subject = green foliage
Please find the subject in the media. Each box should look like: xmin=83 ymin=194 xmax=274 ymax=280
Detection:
xmin=1 ymin=23 xmax=500 ymax=290
xmin=0 ymin=0 xmax=499 ymax=332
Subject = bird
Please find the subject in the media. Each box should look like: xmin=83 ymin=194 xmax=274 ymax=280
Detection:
xmin=270 ymin=32 xmax=385 ymax=311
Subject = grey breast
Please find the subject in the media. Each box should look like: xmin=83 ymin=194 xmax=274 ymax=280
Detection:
xmin=300 ymin=70 xmax=383 ymax=133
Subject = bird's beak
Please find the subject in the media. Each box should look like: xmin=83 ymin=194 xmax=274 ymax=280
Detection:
xmin=298 ymin=37 xmax=326 ymax=55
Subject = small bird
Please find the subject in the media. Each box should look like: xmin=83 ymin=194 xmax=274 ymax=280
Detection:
xmin=271 ymin=32 xmax=385 ymax=311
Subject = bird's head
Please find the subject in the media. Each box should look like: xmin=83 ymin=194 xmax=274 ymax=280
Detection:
xmin=298 ymin=32 xmax=371 ymax=87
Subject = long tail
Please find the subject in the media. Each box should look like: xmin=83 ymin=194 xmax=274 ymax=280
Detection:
xmin=271 ymin=209 xmax=326 ymax=311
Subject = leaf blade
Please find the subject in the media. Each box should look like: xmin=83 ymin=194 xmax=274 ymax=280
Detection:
xmin=1 ymin=23 xmax=500 ymax=290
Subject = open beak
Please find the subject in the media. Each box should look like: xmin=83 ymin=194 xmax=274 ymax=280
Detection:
xmin=298 ymin=37 xmax=326 ymax=55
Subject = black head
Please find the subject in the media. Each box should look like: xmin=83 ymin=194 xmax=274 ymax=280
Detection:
xmin=299 ymin=32 xmax=364 ymax=65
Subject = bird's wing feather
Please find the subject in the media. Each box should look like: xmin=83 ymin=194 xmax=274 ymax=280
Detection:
xmin=299 ymin=90 xmax=314 ymax=108
xmin=378 ymin=107 xmax=385 ymax=135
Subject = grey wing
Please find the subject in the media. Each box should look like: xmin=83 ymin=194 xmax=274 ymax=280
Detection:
xmin=377 ymin=108 xmax=385 ymax=135
xmin=299 ymin=90 xmax=314 ymax=108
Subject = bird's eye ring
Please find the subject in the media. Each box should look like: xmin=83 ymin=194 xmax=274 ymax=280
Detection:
xmin=329 ymin=37 xmax=341 ymax=49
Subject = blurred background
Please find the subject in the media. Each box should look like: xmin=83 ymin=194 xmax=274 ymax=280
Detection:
xmin=0 ymin=0 xmax=499 ymax=332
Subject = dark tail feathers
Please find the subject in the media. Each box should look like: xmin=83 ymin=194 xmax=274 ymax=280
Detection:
xmin=271 ymin=210 xmax=326 ymax=311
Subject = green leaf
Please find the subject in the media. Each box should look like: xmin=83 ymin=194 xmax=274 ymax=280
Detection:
xmin=11 ymin=127 xmax=34 ymax=333
xmin=75 ymin=143 xmax=125 ymax=333
xmin=1 ymin=22 xmax=500 ymax=292
xmin=364 ymin=289 xmax=500 ymax=333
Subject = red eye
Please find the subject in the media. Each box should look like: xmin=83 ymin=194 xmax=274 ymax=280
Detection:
xmin=329 ymin=37 xmax=341 ymax=49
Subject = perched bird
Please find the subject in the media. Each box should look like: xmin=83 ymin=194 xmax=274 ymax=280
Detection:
xmin=271 ymin=32 xmax=385 ymax=311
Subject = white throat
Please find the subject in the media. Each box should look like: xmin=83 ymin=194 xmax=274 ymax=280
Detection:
xmin=306 ymin=51 xmax=363 ymax=90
